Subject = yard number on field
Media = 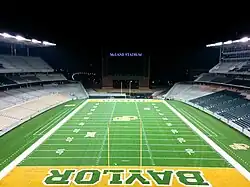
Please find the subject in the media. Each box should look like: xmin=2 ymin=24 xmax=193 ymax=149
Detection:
xmin=171 ymin=129 xmax=178 ymax=134
xmin=79 ymin=122 xmax=85 ymax=126
xmin=177 ymin=137 xmax=186 ymax=143
xmin=66 ymin=137 xmax=74 ymax=142
xmin=73 ymin=129 xmax=80 ymax=133
xmin=85 ymin=132 xmax=96 ymax=138
xmin=185 ymin=149 xmax=195 ymax=155
xmin=56 ymin=149 xmax=65 ymax=155
xmin=166 ymin=123 xmax=172 ymax=127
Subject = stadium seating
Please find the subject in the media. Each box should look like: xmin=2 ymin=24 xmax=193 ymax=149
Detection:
xmin=209 ymin=58 xmax=250 ymax=75
xmin=8 ymin=74 xmax=40 ymax=83
xmin=0 ymin=82 xmax=88 ymax=134
xmin=0 ymin=52 xmax=89 ymax=136
xmin=190 ymin=90 xmax=250 ymax=131
xmin=195 ymin=73 xmax=250 ymax=88
xmin=195 ymin=73 xmax=216 ymax=82
xmin=228 ymin=79 xmax=250 ymax=87
xmin=195 ymin=73 xmax=233 ymax=84
xmin=0 ymin=83 xmax=88 ymax=110
xmin=0 ymin=55 xmax=53 ymax=73
xmin=0 ymin=94 xmax=68 ymax=131
xmin=164 ymin=83 xmax=214 ymax=100
xmin=0 ymin=73 xmax=67 ymax=87
xmin=36 ymin=73 xmax=67 ymax=81
xmin=209 ymin=62 xmax=237 ymax=74
xmin=165 ymin=82 xmax=250 ymax=137
xmin=0 ymin=75 xmax=16 ymax=86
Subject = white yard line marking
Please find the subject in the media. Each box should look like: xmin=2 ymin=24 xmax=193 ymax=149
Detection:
xmin=179 ymin=109 xmax=218 ymax=137
xmin=0 ymin=100 xmax=88 ymax=180
xmin=60 ymin=125 xmax=188 ymax=129
xmin=164 ymin=100 xmax=250 ymax=181
xmin=0 ymin=136 xmax=37 ymax=166
xmin=35 ymin=109 xmax=72 ymax=135
xmin=51 ymin=133 xmax=199 ymax=136
xmin=41 ymin=143 xmax=209 ymax=146
xmin=56 ymin=129 xmax=193 ymax=132
xmin=135 ymin=102 xmax=155 ymax=166
xmin=28 ymin=108 xmax=70 ymax=137
xmin=27 ymin=156 xmax=224 ymax=161
xmin=96 ymin=102 xmax=116 ymax=166
xmin=47 ymin=138 xmax=203 ymax=141
xmin=35 ymin=149 xmax=216 ymax=153
xmin=121 ymin=160 xmax=130 ymax=162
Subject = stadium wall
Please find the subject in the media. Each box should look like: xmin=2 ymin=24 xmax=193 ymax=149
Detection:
xmin=173 ymin=98 xmax=250 ymax=138
xmin=88 ymin=93 xmax=126 ymax=98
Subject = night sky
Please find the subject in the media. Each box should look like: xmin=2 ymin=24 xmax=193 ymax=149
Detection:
xmin=0 ymin=8 xmax=250 ymax=84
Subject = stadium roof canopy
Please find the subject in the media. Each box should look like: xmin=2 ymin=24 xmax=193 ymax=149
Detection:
xmin=206 ymin=36 xmax=250 ymax=47
xmin=0 ymin=32 xmax=56 ymax=47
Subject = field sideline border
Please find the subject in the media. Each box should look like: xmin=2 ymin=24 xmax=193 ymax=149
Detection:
xmin=164 ymin=100 xmax=250 ymax=181
xmin=0 ymin=99 xmax=88 ymax=180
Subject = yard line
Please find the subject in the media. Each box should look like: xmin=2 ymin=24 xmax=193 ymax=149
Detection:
xmin=51 ymin=133 xmax=199 ymax=136
xmin=61 ymin=125 xmax=188 ymax=128
xmin=42 ymin=143 xmax=210 ymax=146
xmin=135 ymin=102 xmax=155 ymax=166
xmin=28 ymin=156 xmax=224 ymax=161
xmin=180 ymin=109 xmax=218 ymax=137
xmin=71 ymin=117 xmax=180 ymax=120
xmin=35 ymin=149 xmax=216 ymax=153
xmin=47 ymin=137 xmax=204 ymax=141
xmin=35 ymin=109 xmax=72 ymax=135
xmin=95 ymin=128 xmax=108 ymax=166
xmin=30 ymin=108 xmax=71 ymax=136
xmin=96 ymin=102 xmax=116 ymax=166
xmin=56 ymin=129 xmax=194 ymax=133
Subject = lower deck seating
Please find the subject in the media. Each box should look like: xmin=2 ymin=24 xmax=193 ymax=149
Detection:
xmin=0 ymin=83 xmax=88 ymax=134
xmin=0 ymin=94 xmax=69 ymax=131
xmin=164 ymin=83 xmax=214 ymax=100
xmin=190 ymin=90 xmax=250 ymax=130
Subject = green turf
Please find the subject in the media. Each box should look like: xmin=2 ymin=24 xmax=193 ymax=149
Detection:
xmin=1 ymin=99 xmax=249 ymax=173
xmin=0 ymin=99 xmax=83 ymax=171
xmin=168 ymin=100 xmax=250 ymax=171
xmin=19 ymin=101 xmax=231 ymax=168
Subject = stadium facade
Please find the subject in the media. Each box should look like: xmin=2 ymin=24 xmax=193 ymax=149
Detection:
xmin=0 ymin=33 xmax=249 ymax=187
xmin=101 ymin=49 xmax=150 ymax=89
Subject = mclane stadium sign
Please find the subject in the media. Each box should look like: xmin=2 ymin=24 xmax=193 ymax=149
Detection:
xmin=109 ymin=52 xmax=143 ymax=57
xmin=43 ymin=168 xmax=211 ymax=186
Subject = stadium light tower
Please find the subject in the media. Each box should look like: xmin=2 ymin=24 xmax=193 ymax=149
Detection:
xmin=0 ymin=32 xmax=56 ymax=49
xmin=206 ymin=36 xmax=250 ymax=74
xmin=206 ymin=36 xmax=250 ymax=48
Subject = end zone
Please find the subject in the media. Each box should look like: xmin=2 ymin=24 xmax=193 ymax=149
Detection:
xmin=0 ymin=166 xmax=249 ymax=187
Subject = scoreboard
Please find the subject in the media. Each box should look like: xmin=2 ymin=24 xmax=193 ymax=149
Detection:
xmin=105 ymin=52 xmax=146 ymax=76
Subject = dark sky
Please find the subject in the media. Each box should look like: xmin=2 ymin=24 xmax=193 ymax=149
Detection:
xmin=0 ymin=7 xmax=250 ymax=83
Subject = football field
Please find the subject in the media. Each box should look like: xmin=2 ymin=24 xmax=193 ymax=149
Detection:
xmin=0 ymin=99 xmax=250 ymax=187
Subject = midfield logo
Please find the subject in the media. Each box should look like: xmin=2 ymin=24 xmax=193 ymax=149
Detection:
xmin=43 ymin=169 xmax=211 ymax=186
